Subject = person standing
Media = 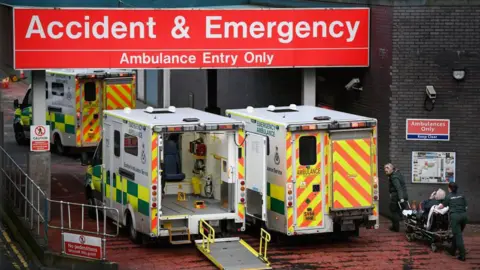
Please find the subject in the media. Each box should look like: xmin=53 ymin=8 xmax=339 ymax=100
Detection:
xmin=384 ymin=163 xmax=409 ymax=232
xmin=438 ymin=182 xmax=468 ymax=261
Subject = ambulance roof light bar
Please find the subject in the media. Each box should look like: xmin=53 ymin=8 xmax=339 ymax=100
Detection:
xmin=287 ymin=120 xmax=376 ymax=132
xmin=153 ymin=123 xmax=244 ymax=133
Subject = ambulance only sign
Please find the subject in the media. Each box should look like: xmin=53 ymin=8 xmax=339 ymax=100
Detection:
xmin=30 ymin=125 xmax=50 ymax=152
xmin=406 ymin=119 xmax=450 ymax=141
xmin=13 ymin=7 xmax=370 ymax=69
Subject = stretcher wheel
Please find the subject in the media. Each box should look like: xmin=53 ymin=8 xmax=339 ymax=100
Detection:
xmin=430 ymin=243 xmax=437 ymax=252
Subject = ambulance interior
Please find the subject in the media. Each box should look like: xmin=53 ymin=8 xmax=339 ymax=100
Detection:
xmin=160 ymin=130 xmax=236 ymax=217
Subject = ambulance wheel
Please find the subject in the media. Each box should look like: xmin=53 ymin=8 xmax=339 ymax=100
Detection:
xmin=87 ymin=197 xmax=97 ymax=219
xmin=54 ymin=134 xmax=69 ymax=155
xmin=126 ymin=211 xmax=142 ymax=244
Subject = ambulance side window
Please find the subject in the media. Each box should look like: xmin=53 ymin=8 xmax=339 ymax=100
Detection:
xmin=124 ymin=133 xmax=138 ymax=156
xmin=84 ymin=82 xmax=96 ymax=102
xmin=114 ymin=130 xmax=121 ymax=157
xmin=52 ymin=82 xmax=65 ymax=96
xmin=299 ymin=136 xmax=317 ymax=166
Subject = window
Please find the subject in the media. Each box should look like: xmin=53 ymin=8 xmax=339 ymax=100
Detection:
xmin=52 ymin=82 xmax=65 ymax=96
xmin=124 ymin=133 xmax=138 ymax=156
xmin=114 ymin=130 xmax=120 ymax=157
xmin=45 ymin=82 xmax=49 ymax=99
xmin=299 ymin=136 xmax=317 ymax=166
xmin=84 ymin=82 xmax=96 ymax=102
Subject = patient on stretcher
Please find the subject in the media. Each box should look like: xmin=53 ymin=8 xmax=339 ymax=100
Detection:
xmin=402 ymin=188 xmax=450 ymax=231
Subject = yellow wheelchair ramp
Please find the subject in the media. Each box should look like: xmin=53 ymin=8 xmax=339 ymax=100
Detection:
xmin=195 ymin=220 xmax=272 ymax=270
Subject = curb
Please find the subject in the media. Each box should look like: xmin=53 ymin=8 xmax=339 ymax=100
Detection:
xmin=0 ymin=205 xmax=48 ymax=270
xmin=0 ymin=202 xmax=118 ymax=270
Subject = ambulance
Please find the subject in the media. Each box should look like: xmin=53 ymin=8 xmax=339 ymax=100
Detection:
xmin=84 ymin=106 xmax=272 ymax=269
xmin=13 ymin=69 xmax=136 ymax=154
xmin=225 ymin=104 xmax=380 ymax=237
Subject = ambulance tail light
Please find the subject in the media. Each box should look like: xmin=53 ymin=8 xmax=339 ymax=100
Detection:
xmin=373 ymin=176 xmax=379 ymax=201
xmin=76 ymin=112 xmax=81 ymax=127
xmin=151 ymin=184 xmax=158 ymax=208
xmin=286 ymin=184 xmax=293 ymax=208
xmin=239 ymin=180 xmax=246 ymax=204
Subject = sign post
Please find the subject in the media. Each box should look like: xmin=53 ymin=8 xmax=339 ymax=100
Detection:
xmin=62 ymin=232 xmax=103 ymax=260
xmin=30 ymin=125 xmax=50 ymax=152
xmin=406 ymin=119 xmax=450 ymax=141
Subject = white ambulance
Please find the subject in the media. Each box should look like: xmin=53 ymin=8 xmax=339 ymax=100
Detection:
xmin=13 ymin=69 xmax=136 ymax=154
xmin=226 ymin=104 xmax=380 ymax=237
xmin=84 ymin=106 xmax=272 ymax=269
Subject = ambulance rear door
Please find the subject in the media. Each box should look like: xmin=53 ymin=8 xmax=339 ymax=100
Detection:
xmin=103 ymin=77 xmax=135 ymax=110
xmin=330 ymin=129 xmax=374 ymax=212
xmin=80 ymin=79 xmax=102 ymax=146
xmin=293 ymin=131 xmax=325 ymax=231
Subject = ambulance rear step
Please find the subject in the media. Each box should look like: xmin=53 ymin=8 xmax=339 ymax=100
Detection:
xmin=195 ymin=219 xmax=272 ymax=270
xmin=168 ymin=226 xmax=191 ymax=245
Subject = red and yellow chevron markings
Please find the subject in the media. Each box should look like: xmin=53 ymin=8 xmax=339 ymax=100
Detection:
xmin=372 ymin=127 xmax=378 ymax=217
xmin=286 ymin=132 xmax=294 ymax=232
xmin=75 ymin=81 xmax=81 ymax=146
xmin=324 ymin=134 xmax=330 ymax=213
xmin=295 ymin=133 xmax=323 ymax=229
xmin=332 ymin=138 xmax=373 ymax=209
xmin=106 ymin=83 xmax=133 ymax=110
xmin=151 ymin=133 xmax=158 ymax=235
xmin=237 ymin=129 xmax=245 ymax=180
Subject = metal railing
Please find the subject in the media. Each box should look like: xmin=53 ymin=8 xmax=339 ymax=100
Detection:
xmin=199 ymin=219 xmax=215 ymax=253
xmin=259 ymin=228 xmax=271 ymax=264
xmin=0 ymin=146 xmax=119 ymax=260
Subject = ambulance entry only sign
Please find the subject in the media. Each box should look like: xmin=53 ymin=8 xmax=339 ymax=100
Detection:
xmin=30 ymin=125 xmax=50 ymax=152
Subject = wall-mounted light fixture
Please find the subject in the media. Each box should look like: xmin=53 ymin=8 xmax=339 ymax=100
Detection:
xmin=452 ymin=67 xmax=466 ymax=81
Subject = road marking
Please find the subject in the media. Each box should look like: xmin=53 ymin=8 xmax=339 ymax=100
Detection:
xmin=1 ymin=229 xmax=28 ymax=269
xmin=57 ymin=182 xmax=63 ymax=187
xmin=52 ymin=177 xmax=57 ymax=181
xmin=62 ymin=188 xmax=69 ymax=193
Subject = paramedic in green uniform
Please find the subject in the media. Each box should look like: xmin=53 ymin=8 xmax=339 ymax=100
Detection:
xmin=384 ymin=163 xmax=408 ymax=232
xmin=438 ymin=182 xmax=468 ymax=261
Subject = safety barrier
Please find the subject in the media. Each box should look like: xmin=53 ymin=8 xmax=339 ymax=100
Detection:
xmin=199 ymin=219 xmax=215 ymax=253
xmin=0 ymin=146 xmax=119 ymax=260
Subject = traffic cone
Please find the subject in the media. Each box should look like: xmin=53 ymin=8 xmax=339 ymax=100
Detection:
xmin=2 ymin=77 xmax=10 ymax=89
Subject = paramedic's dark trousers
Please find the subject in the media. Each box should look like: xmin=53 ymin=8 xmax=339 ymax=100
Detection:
xmin=450 ymin=212 xmax=467 ymax=258
xmin=389 ymin=202 xmax=401 ymax=231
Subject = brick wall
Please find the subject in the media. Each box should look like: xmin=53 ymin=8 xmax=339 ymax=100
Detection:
xmin=391 ymin=7 xmax=480 ymax=222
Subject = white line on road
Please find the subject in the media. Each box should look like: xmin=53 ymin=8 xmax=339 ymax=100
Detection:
xmin=62 ymin=188 xmax=69 ymax=193
xmin=56 ymin=182 xmax=63 ymax=187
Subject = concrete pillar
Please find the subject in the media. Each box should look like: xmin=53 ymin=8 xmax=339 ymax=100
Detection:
xmin=163 ymin=69 xmax=171 ymax=107
xmin=302 ymin=68 xmax=316 ymax=106
xmin=28 ymin=70 xmax=51 ymax=222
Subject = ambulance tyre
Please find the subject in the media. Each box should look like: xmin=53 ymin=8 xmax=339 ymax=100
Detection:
xmin=126 ymin=211 xmax=142 ymax=244
xmin=53 ymin=133 xmax=69 ymax=155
